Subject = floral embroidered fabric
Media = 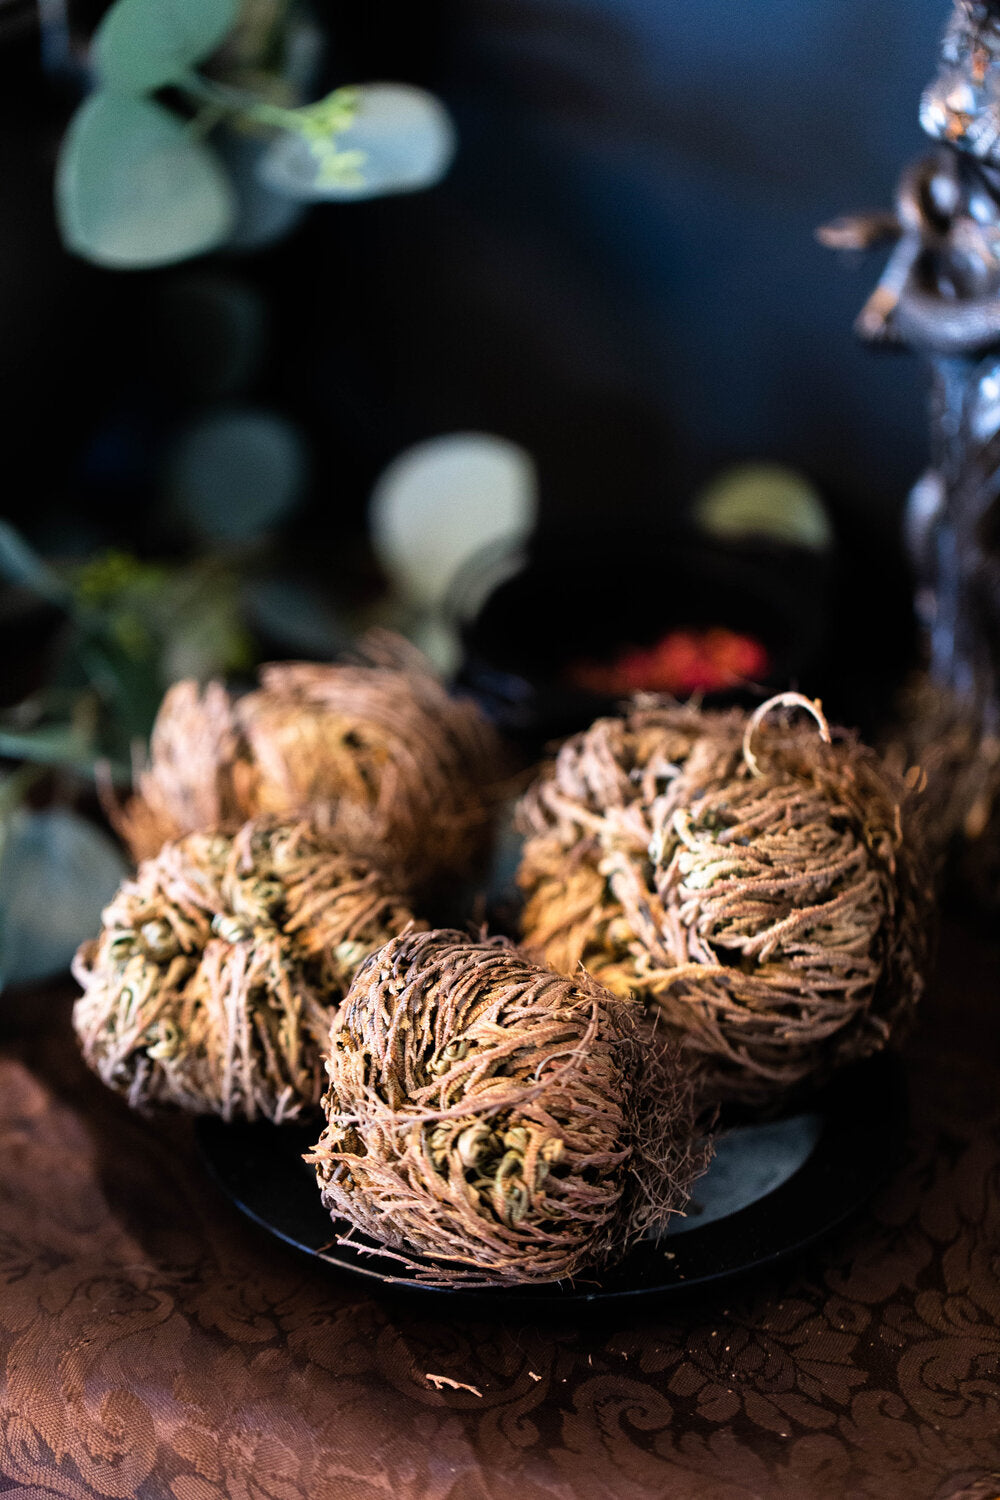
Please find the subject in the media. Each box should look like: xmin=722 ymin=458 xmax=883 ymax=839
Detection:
xmin=1 ymin=922 xmax=998 ymax=1500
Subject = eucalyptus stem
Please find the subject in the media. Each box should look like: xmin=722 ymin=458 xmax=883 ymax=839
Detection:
xmin=179 ymin=67 xmax=299 ymax=130
xmin=176 ymin=69 xmax=363 ymax=186
xmin=178 ymin=68 xmax=357 ymax=140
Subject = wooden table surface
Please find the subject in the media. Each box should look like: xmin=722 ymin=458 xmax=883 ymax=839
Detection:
xmin=1 ymin=921 xmax=998 ymax=1500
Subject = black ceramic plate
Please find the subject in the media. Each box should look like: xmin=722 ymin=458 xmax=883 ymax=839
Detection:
xmin=196 ymin=1052 xmax=906 ymax=1309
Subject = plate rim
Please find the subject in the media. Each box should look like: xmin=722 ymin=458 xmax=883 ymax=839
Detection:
xmin=195 ymin=1051 xmax=907 ymax=1307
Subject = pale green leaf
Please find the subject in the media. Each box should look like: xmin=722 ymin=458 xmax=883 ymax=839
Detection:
xmin=258 ymin=84 xmax=456 ymax=202
xmin=370 ymin=434 xmax=537 ymax=609
xmin=0 ymin=809 xmax=126 ymax=989
xmin=0 ymin=724 xmax=95 ymax=773
xmin=166 ymin=407 xmax=307 ymax=543
xmin=93 ymin=0 xmax=239 ymax=95
xmin=0 ymin=724 xmax=129 ymax=783
xmin=694 ymin=464 xmax=834 ymax=553
xmin=0 ymin=521 xmax=71 ymax=606
xmin=56 ymin=92 xmax=235 ymax=269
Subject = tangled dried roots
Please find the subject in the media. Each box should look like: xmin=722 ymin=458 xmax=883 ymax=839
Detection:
xmin=110 ymin=632 xmax=503 ymax=894
xmin=517 ymin=694 xmax=932 ymax=1110
xmin=308 ymin=928 xmax=702 ymax=1287
xmin=110 ymin=678 xmax=255 ymax=863
xmin=73 ymin=819 xmax=417 ymax=1121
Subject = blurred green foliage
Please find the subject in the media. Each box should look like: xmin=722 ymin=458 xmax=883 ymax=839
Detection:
xmin=56 ymin=0 xmax=363 ymax=267
xmin=0 ymin=521 xmax=252 ymax=779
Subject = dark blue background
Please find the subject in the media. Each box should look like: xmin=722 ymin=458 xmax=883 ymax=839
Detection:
xmin=333 ymin=0 xmax=949 ymax=541
xmin=0 ymin=1 xmax=953 ymax=558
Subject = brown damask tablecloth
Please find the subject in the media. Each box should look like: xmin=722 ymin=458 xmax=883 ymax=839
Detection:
xmin=1 ymin=921 xmax=999 ymax=1500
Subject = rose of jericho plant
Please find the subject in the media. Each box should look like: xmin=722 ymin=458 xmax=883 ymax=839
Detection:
xmin=73 ymin=817 xmax=417 ymax=1121
xmin=517 ymin=693 xmax=932 ymax=1110
xmin=110 ymin=633 xmax=504 ymax=896
xmin=308 ymin=927 xmax=704 ymax=1287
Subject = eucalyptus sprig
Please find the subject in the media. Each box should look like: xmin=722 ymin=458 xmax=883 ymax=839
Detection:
xmin=55 ymin=0 xmax=360 ymax=268
xmin=176 ymin=67 xmax=364 ymax=190
xmin=55 ymin=0 xmax=456 ymax=268
xmin=0 ymin=521 xmax=251 ymax=785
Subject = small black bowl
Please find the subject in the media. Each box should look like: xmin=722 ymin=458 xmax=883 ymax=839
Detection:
xmin=453 ymin=526 xmax=833 ymax=752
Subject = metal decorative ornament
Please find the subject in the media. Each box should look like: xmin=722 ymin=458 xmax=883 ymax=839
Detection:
xmin=822 ymin=0 xmax=1000 ymax=722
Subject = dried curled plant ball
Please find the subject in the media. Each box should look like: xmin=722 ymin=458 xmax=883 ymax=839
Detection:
xmin=110 ymin=678 xmax=254 ymax=863
xmin=72 ymin=820 xmax=417 ymax=1121
xmin=308 ymin=929 xmax=702 ymax=1287
xmin=517 ymin=694 xmax=932 ymax=1110
xmin=110 ymin=633 xmax=503 ymax=893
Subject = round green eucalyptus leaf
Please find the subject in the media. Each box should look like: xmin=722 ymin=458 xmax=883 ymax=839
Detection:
xmin=93 ymin=0 xmax=239 ymax=95
xmin=56 ymin=92 xmax=235 ymax=269
xmin=166 ymin=407 xmax=308 ymax=543
xmin=259 ymin=83 xmax=457 ymax=202
xmin=694 ymin=463 xmax=834 ymax=554
xmin=0 ymin=809 xmax=127 ymax=991
xmin=370 ymin=433 xmax=537 ymax=609
xmin=215 ymin=127 xmax=308 ymax=253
